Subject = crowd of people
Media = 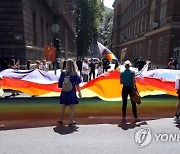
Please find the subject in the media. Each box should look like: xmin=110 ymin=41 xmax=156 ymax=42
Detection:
xmin=57 ymin=59 xmax=139 ymax=126
xmin=58 ymin=58 xmax=180 ymax=125
xmin=76 ymin=56 xmax=111 ymax=82
xmin=0 ymin=54 xmax=20 ymax=71
xmin=0 ymin=54 xmax=50 ymax=72
xmin=0 ymin=55 xmax=180 ymax=126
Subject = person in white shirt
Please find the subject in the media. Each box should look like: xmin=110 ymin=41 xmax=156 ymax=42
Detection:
xmin=41 ymin=60 xmax=49 ymax=71
xmin=175 ymin=73 xmax=180 ymax=122
xmin=81 ymin=58 xmax=90 ymax=82
xmin=97 ymin=61 xmax=103 ymax=76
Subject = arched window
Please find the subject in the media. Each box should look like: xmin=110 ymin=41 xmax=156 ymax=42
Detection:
xmin=160 ymin=0 xmax=168 ymax=20
xmin=149 ymin=0 xmax=156 ymax=26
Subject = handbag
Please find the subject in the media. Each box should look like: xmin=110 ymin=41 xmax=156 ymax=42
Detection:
xmin=131 ymin=86 xmax=141 ymax=104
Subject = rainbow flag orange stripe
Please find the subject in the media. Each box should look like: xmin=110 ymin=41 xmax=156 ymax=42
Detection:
xmin=0 ymin=69 xmax=177 ymax=100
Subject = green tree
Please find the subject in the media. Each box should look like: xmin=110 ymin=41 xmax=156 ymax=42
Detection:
xmin=76 ymin=0 xmax=104 ymax=57
xmin=98 ymin=9 xmax=113 ymax=50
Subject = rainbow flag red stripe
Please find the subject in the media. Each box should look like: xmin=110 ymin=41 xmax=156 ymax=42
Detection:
xmin=0 ymin=69 xmax=177 ymax=100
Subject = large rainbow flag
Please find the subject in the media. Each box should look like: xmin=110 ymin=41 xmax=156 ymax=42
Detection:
xmin=0 ymin=68 xmax=178 ymax=101
xmin=97 ymin=42 xmax=118 ymax=61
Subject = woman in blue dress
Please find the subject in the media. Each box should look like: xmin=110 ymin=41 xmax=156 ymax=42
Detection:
xmin=58 ymin=59 xmax=82 ymax=125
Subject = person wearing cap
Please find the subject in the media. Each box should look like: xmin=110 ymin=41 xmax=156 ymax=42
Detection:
xmin=120 ymin=60 xmax=138 ymax=122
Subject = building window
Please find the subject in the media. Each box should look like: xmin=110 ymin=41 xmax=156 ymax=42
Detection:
xmin=133 ymin=4 xmax=135 ymax=15
xmin=129 ymin=26 xmax=131 ymax=38
xmin=141 ymin=17 xmax=144 ymax=33
xmin=33 ymin=13 xmax=37 ymax=46
xmin=139 ymin=0 xmax=142 ymax=9
xmin=120 ymin=32 xmax=122 ymax=42
xmin=135 ymin=1 xmax=138 ymax=13
xmin=158 ymin=37 xmax=164 ymax=59
xmin=41 ymin=19 xmax=44 ymax=47
xmin=131 ymin=24 xmax=134 ymax=37
xmin=142 ymin=0 xmax=145 ymax=7
xmin=149 ymin=0 xmax=156 ymax=27
xmin=160 ymin=0 xmax=168 ymax=21
xmin=128 ymin=27 xmax=130 ymax=38
xmin=137 ymin=0 xmax=140 ymax=11
xmin=46 ymin=23 xmax=49 ymax=44
xmin=134 ymin=22 xmax=137 ymax=36
xmin=136 ymin=44 xmax=139 ymax=58
xmin=145 ymin=15 xmax=147 ymax=31
xmin=148 ymin=40 xmax=152 ymax=58
xmin=137 ymin=19 xmax=140 ymax=34
xmin=125 ymin=28 xmax=127 ymax=38
xmin=139 ymin=44 xmax=142 ymax=56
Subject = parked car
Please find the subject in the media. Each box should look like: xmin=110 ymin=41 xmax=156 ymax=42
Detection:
xmin=88 ymin=58 xmax=100 ymax=63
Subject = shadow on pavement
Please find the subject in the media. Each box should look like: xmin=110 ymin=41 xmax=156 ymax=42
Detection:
xmin=117 ymin=120 xmax=147 ymax=130
xmin=174 ymin=121 xmax=180 ymax=130
xmin=53 ymin=124 xmax=79 ymax=135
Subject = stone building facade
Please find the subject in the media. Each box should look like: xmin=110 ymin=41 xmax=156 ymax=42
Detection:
xmin=112 ymin=0 xmax=180 ymax=68
xmin=0 ymin=0 xmax=76 ymax=64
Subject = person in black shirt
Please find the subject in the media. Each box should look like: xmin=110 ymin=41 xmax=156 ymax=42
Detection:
xmin=173 ymin=59 xmax=178 ymax=70
xmin=76 ymin=56 xmax=82 ymax=75
xmin=135 ymin=56 xmax=146 ymax=71
xmin=102 ymin=56 xmax=110 ymax=73
xmin=89 ymin=58 xmax=96 ymax=81
xmin=26 ymin=60 xmax=32 ymax=70
xmin=0 ymin=54 xmax=9 ymax=71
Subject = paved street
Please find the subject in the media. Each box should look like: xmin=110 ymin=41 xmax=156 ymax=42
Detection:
xmin=0 ymin=118 xmax=180 ymax=154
